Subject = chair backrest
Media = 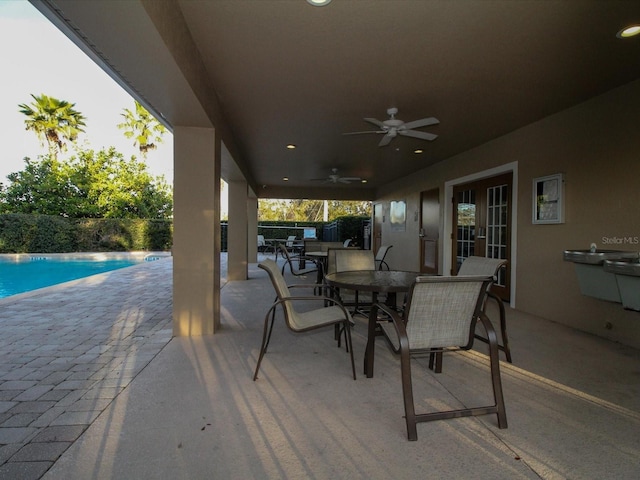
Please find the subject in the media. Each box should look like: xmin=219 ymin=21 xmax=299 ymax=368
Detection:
xmin=258 ymin=258 xmax=301 ymax=329
xmin=279 ymin=244 xmax=295 ymax=265
xmin=375 ymin=245 xmax=393 ymax=269
xmin=404 ymin=275 xmax=493 ymax=350
xmin=343 ymin=239 xmax=352 ymax=247
xmin=286 ymin=235 xmax=297 ymax=247
xmin=326 ymin=248 xmax=375 ymax=275
xmin=457 ymin=256 xmax=507 ymax=280
xmin=257 ymin=235 xmax=266 ymax=247
xmin=304 ymin=240 xmax=344 ymax=253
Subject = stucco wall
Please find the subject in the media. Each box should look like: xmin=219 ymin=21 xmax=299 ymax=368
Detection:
xmin=376 ymin=79 xmax=640 ymax=348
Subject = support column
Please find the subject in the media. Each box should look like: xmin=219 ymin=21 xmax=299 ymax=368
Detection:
xmin=173 ymin=126 xmax=221 ymax=336
xmin=248 ymin=194 xmax=258 ymax=264
xmin=227 ymin=179 xmax=248 ymax=281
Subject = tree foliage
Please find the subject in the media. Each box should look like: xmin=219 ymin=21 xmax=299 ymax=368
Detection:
xmin=258 ymin=199 xmax=370 ymax=221
xmin=0 ymin=149 xmax=172 ymax=219
xmin=117 ymin=101 xmax=167 ymax=158
xmin=18 ymin=94 xmax=86 ymax=160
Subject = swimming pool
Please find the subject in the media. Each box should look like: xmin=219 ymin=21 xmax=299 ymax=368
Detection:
xmin=0 ymin=253 xmax=170 ymax=299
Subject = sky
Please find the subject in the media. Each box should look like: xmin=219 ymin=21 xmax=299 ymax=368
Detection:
xmin=0 ymin=0 xmax=173 ymax=184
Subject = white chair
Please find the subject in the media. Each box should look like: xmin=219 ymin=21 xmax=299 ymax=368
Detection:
xmin=372 ymin=275 xmax=508 ymax=440
xmin=254 ymin=259 xmax=356 ymax=380
xmin=257 ymin=234 xmax=268 ymax=253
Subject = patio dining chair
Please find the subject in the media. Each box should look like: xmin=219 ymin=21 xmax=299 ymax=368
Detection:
xmin=427 ymin=256 xmax=511 ymax=372
xmin=285 ymin=235 xmax=303 ymax=255
xmin=278 ymin=244 xmax=323 ymax=291
xmin=375 ymin=245 xmax=393 ymax=270
xmin=372 ymin=275 xmax=508 ymax=440
xmin=325 ymin=248 xmax=376 ymax=313
xmin=253 ymin=259 xmax=356 ymax=381
xmin=457 ymin=256 xmax=511 ymax=363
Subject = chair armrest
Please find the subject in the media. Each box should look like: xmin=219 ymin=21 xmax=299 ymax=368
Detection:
xmin=298 ymin=255 xmax=321 ymax=264
xmin=276 ymin=294 xmax=352 ymax=318
xmin=288 ymin=283 xmax=322 ymax=290
xmin=476 ymin=311 xmax=498 ymax=345
xmin=371 ymin=303 xmax=410 ymax=352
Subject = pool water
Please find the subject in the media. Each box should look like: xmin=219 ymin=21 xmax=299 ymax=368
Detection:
xmin=0 ymin=257 xmax=144 ymax=299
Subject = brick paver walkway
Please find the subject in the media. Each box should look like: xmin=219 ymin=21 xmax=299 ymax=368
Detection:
xmin=0 ymin=258 xmax=174 ymax=480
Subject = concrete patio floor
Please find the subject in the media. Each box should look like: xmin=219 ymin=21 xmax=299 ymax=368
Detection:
xmin=1 ymin=253 xmax=639 ymax=479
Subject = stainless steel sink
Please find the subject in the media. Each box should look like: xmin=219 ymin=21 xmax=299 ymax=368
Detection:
xmin=563 ymin=249 xmax=639 ymax=265
xmin=604 ymin=258 xmax=640 ymax=311
xmin=603 ymin=258 xmax=640 ymax=276
xmin=563 ymin=250 xmax=639 ymax=303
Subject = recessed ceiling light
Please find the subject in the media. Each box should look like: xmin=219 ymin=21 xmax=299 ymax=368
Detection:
xmin=306 ymin=0 xmax=332 ymax=6
xmin=282 ymin=177 xmax=289 ymax=181
xmin=617 ymin=25 xmax=640 ymax=38
xmin=361 ymin=179 xmax=367 ymax=184
xmin=286 ymin=144 xmax=296 ymax=149
xmin=414 ymin=149 xmax=424 ymax=154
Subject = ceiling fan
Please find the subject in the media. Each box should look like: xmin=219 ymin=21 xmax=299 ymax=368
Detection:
xmin=311 ymin=168 xmax=362 ymax=184
xmin=343 ymin=107 xmax=439 ymax=147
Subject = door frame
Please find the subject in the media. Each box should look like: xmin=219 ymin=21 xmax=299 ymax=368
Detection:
xmin=443 ymin=161 xmax=518 ymax=307
xmin=372 ymin=202 xmax=383 ymax=254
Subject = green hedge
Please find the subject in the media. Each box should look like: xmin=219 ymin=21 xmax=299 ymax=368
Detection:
xmin=0 ymin=214 xmax=368 ymax=253
xmin=0 ymin=214 xmax=172 ymax=253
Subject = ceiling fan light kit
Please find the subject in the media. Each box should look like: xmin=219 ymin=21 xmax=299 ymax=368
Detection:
xmin=344 ymin=107 xmax=439 ymax=147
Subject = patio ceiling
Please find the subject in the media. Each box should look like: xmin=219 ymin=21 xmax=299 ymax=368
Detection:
xmin=35 ymin=0 xmax=640 ymax=199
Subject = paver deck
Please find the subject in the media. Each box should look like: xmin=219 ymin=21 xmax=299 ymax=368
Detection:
xmin=0 ymin=258 xmax=176 ymax=479
xmin=1 ymin=252 xmax=639 ymax=479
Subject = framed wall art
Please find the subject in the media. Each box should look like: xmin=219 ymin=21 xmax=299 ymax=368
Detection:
xmin=533 ymin=173 xmax=564 ymax=224
xmin=390 ymin=200 xmax=406 ymax=232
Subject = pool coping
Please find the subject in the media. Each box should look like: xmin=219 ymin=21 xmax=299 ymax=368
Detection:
xmin=0 ymin=251 xmax=172 ymax=262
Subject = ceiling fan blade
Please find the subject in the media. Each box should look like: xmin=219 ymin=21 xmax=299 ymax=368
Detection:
xmin=399 ymin=130 xmax=438 ymax=141
xmin=340 ymin=177 xmax=361 ymax=182
xmin=401 ymin=117 xmax=440 ymax=130
xmin=378 ymin=134 xmax=393 ymax=147
xmin=338 ymin=178 xmax=352 ymax=184
xmin=342 ymin=130 xmax=384 ymax=135
xmin=364 ymin=117 xmax=385 ymax=129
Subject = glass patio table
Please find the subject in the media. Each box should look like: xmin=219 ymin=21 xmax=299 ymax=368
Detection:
xmin=324 ymin=270 xmax=421 ymax=378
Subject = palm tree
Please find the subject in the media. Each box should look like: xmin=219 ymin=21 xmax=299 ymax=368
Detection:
xmin=117 ymin=101 xmax=167 ymax=158
xmin=18 ymin=94 xmax=87 ymax=160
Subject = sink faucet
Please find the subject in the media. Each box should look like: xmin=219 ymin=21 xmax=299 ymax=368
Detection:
xmin=590 ymin=243 xmax=597 ymax=253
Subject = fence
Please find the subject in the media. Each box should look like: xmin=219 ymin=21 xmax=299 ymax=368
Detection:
xmin=221 ymin=217 xmax=370 ymax=252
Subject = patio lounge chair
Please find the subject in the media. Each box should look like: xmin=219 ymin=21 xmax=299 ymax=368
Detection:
xmin=254 ymin=259 xmax=356 ymax=380
xmin=372 ymin=275 xmax=508 ymax=440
